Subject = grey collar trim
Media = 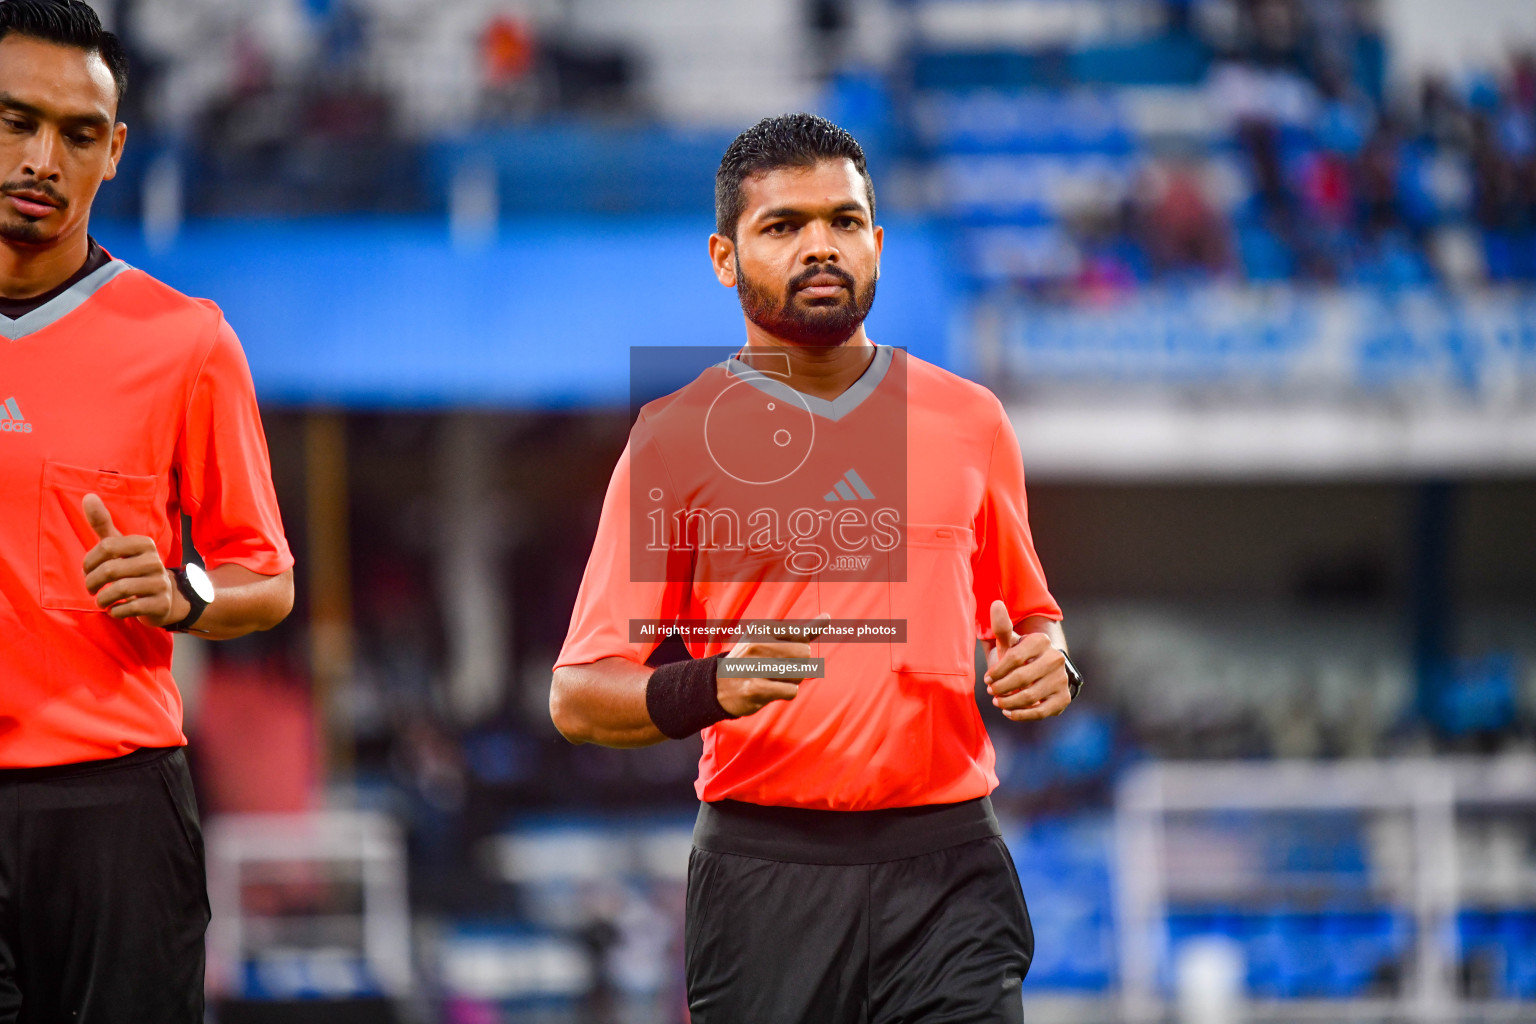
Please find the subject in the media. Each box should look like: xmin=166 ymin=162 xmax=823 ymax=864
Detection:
xmin=722 ymin=344 xmax=893 ymax=423
xmin=0 ymin=259 xmax=133 ymax=341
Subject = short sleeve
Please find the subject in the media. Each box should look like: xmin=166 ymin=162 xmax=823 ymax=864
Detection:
xmin=176 ymin=315 xmax=294 ymax=575
xmin=555 ymin=437 xmax=691 ymax=669
xmin=971 ymin=406 xmax=1060 ymax=639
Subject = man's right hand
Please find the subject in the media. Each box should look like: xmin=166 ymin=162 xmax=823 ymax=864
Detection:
xmin=717 ymin=615 xmax=830 ymax=718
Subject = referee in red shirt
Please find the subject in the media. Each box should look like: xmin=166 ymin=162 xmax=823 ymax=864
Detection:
xmin=552 ymin=113 xmax=1081 ymax=1022
xmin=0 ymin=3 xmax=294 ymax=1021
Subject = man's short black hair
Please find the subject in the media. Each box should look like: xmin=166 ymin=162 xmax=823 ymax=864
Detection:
xmin=0 ymin=0 xmax=128 ymax=110
xmin=716 ymin=113 xmax=875 ymax=238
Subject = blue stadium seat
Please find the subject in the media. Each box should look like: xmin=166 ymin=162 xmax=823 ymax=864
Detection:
xmin=1237 ymin=224 xmax=1296 ymax=281
xmin=1068 ymin=35 xmax=1210 ymax=87
xmin=912 ymin=50 xmax=1063 ymax=91
xmin=912 ymin=90 xmax=1135 ymax=155
xmin=1005 ymin=817 xmax=1115 ymax=993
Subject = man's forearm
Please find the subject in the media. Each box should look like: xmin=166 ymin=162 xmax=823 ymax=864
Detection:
xmin=550 ymin=657 xmax=669 ymax=748
xmin=186 ymin=566 xmax=295 ymax=640
xmin=1018 ymin=615 xmax=1067 ymax=652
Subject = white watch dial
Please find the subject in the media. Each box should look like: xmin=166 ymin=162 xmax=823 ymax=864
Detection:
xmin=185 ymin=562 xmax=216 ymax=603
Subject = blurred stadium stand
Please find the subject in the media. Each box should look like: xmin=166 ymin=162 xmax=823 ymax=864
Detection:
xmin=71 ymin=0 xmax=1536 ymax=1019
xmin=93 ymin=215 xmax=953 ymax=405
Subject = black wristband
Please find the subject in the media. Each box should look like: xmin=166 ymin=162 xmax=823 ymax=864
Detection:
xmin=646 ymin=654 xmax=731 ymax=740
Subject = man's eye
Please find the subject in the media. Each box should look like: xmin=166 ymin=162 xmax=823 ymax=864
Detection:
xmin=836 ymin=217 xmax=861 ymax=229
xmin=766 ymin=222 xmax=793 ymax=235
xmin=68 ymin=133 xmax=95 ymax=146
xmin=2 ymin=118 xmax=29 ymax=132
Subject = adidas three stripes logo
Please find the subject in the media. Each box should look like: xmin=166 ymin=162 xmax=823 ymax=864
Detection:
xmin=0 ymin=397 xmax=30 ymax=434
xmin=823 ymin=468 xmax=875 ymax=502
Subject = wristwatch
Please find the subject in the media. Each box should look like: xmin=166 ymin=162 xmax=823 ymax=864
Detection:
xmin=1061 ymin=651 xmax=1084 ymax=701
xmin=164 ymin=564 xmax=215 ymax=633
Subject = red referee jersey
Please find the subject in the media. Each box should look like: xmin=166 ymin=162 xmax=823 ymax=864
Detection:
xmin=0 ymin=256 xmax=293 ymax=768
xmin=557 ymin=346 xmax=1060 ymax=811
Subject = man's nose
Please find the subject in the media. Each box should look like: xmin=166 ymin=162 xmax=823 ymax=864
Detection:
xmin=21 ymin=129 xmax=64 ymax=183
xmin=799 ymin=221 xmax=839 ymax=264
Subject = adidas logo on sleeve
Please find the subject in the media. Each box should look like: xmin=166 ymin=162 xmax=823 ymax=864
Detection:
xmin=0 ymin=397 xmax=30 ymax=434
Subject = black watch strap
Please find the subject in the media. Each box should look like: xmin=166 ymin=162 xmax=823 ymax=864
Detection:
xmin=1061 ymin=651 xmax=1084 ymax=701
xmin=165 ymin=568 xmax=209 ymax=633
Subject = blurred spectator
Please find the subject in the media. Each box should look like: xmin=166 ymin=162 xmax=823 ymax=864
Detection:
xmin=481 ymin=14 xmax=534 ymax=88
xmin=1313 ymin=65 xmax=1373 ymax=156
xmin=479 ymin=13 xmax=537 ymax=118
xmin=805 ymin=0 xmax=853 ymax=81
xmin=1471 ymin=111 xmax=1531 ymax=280
xmin=543 ymin=38 xmax=638 ymax=114
xmin=129 ymin=0 xmax=316 ymax=133
xmin=1060 ymin=175 xmax=1143 ymax=300
xmin=1134 ymin=160 xmax=1233 ymax=278
xmin=1195 ymin=7 xmax=1536 ymax=285
xmin=1418 ymin=75 xmax=1472 ymax=151
xmin=1355 ymin=121 xmax=1404 ymax=233
xmin=1297 ymin=147 xmax=1351 ymax=227
xmin=1249 ymin=0 xmax=1304 ymax=69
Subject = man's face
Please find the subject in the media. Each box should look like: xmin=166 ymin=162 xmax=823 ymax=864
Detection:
xmin=712 ymin=158 xmax=882 ymax=347
xmin=0 ymin=34 xmax=123 ymax=247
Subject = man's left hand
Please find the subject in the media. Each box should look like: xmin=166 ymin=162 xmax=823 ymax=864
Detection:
xmin=81 ymin=493 xmax=190 ymax=627
xmin=984 ymin=599 xmax=1072 ymax=722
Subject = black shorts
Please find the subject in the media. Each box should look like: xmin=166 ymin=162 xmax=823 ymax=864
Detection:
xmin=685 ymin=797 xmax=1033 ymax=1024
xmin=0 ymin=746 xmax=210 ymax=1024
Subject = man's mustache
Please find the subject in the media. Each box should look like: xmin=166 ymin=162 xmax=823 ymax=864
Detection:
xmin=789 ymin=264 xmax=856 ymax=292
xmin=1 ymin=179 xmax=68 ymax=209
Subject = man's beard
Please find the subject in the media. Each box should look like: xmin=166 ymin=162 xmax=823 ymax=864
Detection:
xmin=735 ymin=259 xmax=877 ymax=347
xmin=0 ymin=217 xmax=48 ymax=244
xmin=0 ymin=179 xmax=66 ymax=244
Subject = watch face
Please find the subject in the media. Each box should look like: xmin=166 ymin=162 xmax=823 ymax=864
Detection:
xmin=185 ymin=563 xmax=216 ymax=603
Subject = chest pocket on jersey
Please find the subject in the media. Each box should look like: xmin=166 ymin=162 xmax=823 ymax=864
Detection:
xmin=889 ymin=524 xmax=975 ymax=676
xmin=39 ymin=460 xmax=168 ymax=613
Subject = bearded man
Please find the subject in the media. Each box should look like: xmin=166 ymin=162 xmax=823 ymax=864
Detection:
xmin=550 ymin=113 xmax=1081 ymax=1024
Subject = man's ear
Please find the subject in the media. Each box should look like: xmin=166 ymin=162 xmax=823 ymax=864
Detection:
xmin=708 ymin=233 xmax=737 ymax=288
xmin=103 ymin=121 xmax=127 ymax=181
